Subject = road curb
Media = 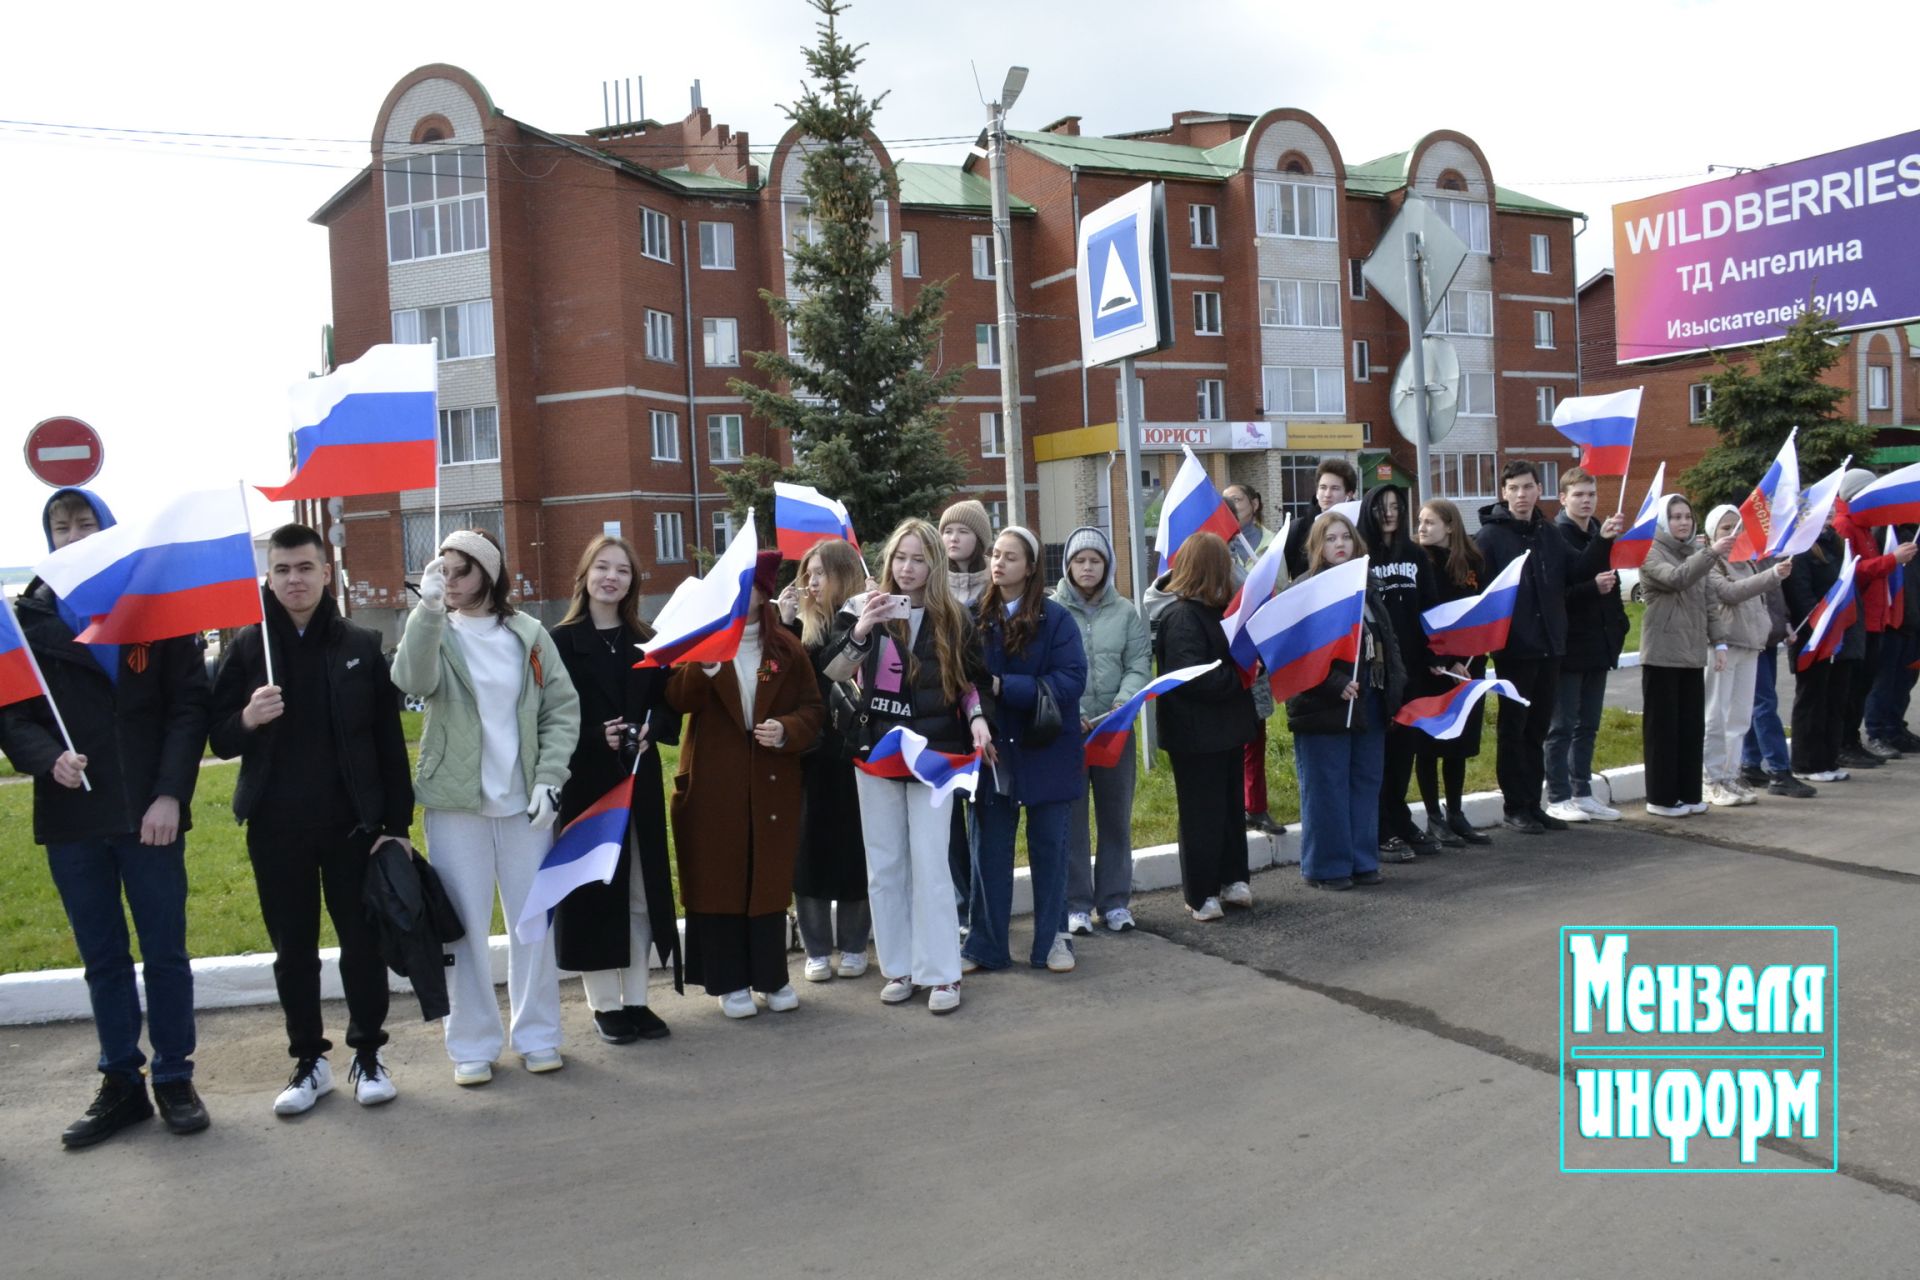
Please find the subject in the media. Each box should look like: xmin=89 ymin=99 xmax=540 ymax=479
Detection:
xmin=0 ymin=763 xmax=1650 ymax=1026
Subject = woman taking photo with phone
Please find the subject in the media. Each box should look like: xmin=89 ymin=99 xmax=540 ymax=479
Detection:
xmin=823 ymin=520 xmax=992 ymax=1014
xmin=964 ymin=527 xmax=1087 ymax=975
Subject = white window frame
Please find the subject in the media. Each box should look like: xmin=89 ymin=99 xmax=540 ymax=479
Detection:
xmin=980 ymin=411 xmax=1006 ymax=458
xmin=975 ymin=322 xmax=1001 ymax=369
xmin=640 ymin=206 xmax=672 ymax=263
xmin=711 ymin=510 xmax=738 ymax=555
xmin=1258 ymin=277 xmax=1341 ymax=329
xmin=1868 ymin=365 xmax=1891 ymax=411
xmin=1254 ymin=179 xmax=1337 ymax=241
xmin=698 ymin=221 xmax=735 ymax=270
xmin=900 ymin=230 xmax=920 ymax=278
xmin=1196 ymin=379 xmax=1225 ymax=421
xmin=707 ymin=414 xmax=744 ymax=464
xmin=1536 ymin=386 xmax=1556 ymax=424
xmin=1530 ymin=232 xmax=1551 ymax=274
xmin=1533 ymin=309 xmax=1555 ymax=350
xmin=971 ymin=234 xmax=995 ymax=280
xmin=655 ymin=511 xmax=686 ymax=564
xmin=1193 ymin=291 xmax=1223 ymax=336
xmin=384 ymin=146 xmax=488 ymax=265
xmin=984 ymin=500 xmax=1009 ymax=531
xmin=645 ymin=309 xmax=674 ymax=362
xmin=1348 ymin=258 xmax=1368 ymax=300
xmin=649 ymin=409 xmax=680 ymax=462
xmin=1189 ymin=203 xmax=1218 ymax=248
xmin=1261 ymin=366 xmax=1346 ymax=416
xmin=1536 ymin=461 xmax=1561 ymax=496
xmin=1352 ymin=340 xmax=1370 ymax=383
xmin=391 ymin=299 xmax=494 ymax=360
xmin=1688 ymin=383 xmax=1714 ymax=423
xmin=1430 ymin=196 xmax=1490 ymax=254
xmin=1428 ymin=451 xmax=1499 ymax=502
xmin=437 ymin=405 xmax=499 ymax=466
xmin=702 ymin=317 xmax=740 ymax=368
xmin=1428 ymin=289 xmax=1494 ymax=337
xmin=1460 ymin=372 xmax=1496 ymax=417
xmin=403 ymin=506 xmax=502 ymax=574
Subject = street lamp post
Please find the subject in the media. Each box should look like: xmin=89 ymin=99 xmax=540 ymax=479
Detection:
xmin=986 ymin=66 xmax=1028 ymax=526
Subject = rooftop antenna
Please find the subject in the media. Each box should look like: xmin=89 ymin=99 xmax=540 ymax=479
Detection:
xmin=635 ymin=75 xmax=644 ymax=128
xmin=602 ymin=81 xmax=610 ymax=132
xmin=691 ymin=78 xmax=703 ymax=113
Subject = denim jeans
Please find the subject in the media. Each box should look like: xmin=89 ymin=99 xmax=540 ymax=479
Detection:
xmin=1066 ymin=759 xmax=1136 ymax=916
xmin=965 ymin=790 xmax=1070 ymax=970
xmin=1294 ymin=690 xmax=1386 ymax=883
xmin=1544 ymin=668 xmax=1608 ymax=802
xmin=1864 ymin=630 xmax=1919 ymax=742
xmin=46 ymin=834 xmax=196 ymax=1083
xmin=1741 ymin=646 xmax=1791 ymax=774
xmin=795 ymin=896 xmax=873 ymax=960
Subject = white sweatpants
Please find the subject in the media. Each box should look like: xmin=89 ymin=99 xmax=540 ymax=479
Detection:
xmin=1702 ymin=648 xmax=1760 ymax=784
xmin=580 ymin=854 xmax=654 ymax=1012
xmin=425 ymin=809 xmax=563 ymax=1063
xmin=856 ymin=773 xmax=962 ymax=988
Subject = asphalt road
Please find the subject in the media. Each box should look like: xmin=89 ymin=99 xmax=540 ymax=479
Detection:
xmin=4 ymin=755 xmax=1919 ymax=1277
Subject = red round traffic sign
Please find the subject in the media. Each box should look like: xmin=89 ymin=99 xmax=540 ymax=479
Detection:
xmin=23 ymin=417 xmax=104 ymax=488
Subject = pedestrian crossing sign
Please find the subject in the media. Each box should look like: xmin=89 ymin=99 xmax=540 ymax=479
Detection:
xmin=1077 ymin=182 xmax=1172 ymax=367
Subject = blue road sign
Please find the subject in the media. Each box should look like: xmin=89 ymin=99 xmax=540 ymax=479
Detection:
xmin=1086 ymin=213 xmax=1146 ymax=340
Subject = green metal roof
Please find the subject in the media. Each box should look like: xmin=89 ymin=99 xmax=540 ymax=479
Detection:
xmin=894 ymin=161 xmax=1033 ymax=212
xmin=1871 ymin=445 xmax=1920 ymax=464
xmin=1346 ymin=150 xmax=1581 ymax=218
xmin=1005 ymin=128 xmax=1240 ymax=181
xmin=653 ymin=167 xmax=758 ymax=193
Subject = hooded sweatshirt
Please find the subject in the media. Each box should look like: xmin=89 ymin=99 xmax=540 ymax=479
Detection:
xmin=38 ymin=488 xmax=120 ymax=681
xmin=1703 ymin=503 xmax=1784 ymax=652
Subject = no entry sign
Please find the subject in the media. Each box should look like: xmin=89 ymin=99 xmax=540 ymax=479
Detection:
xmin=23 ymin=417 xmax=104 ymax=488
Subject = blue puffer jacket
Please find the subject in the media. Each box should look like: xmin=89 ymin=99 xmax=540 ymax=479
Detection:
xmin=982 ymin=598 xmax=1089 ymax=806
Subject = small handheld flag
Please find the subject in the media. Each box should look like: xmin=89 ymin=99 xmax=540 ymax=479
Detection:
xmin=1154 ymin=445 xmax=1240 ymax=575
xmin=1394 ymin=677 xmax=1529 ymax=741
xmin=1222 ymin=523 xmax=1289 ymax=678
xmin=1549 ymin=388 xmax=1640 ymax=477
xmin=1421 ymin=553 xmax=1528 ymax=658
xmin=1775 ymin=459 xmax=1851 ymax=560
xmin=1242 ymin=557 xmax=1370 ymax=703
xmin=1611 ymin=463 xmax=1668 ymax=571
xmin=1732 ymin=430 xmax=1799 ymax=561
xmin=1886 ymin=527 xmax=1907 ymax=623
xmin=514 ymin=777 xmax=634 ymax=944
xmin=1843 ymin=462 xmax=1920 ymax=528
xmin=637 ymin=512 xmax=761 ymax=668
xmin=773 ymin=482 xmax=861 ymax=560
xmin=0 ymin=604 xmax=91 ymax=790
xmin=854 ymin=726 xmax=980 ymax=808
xmin=259 ymin=344 xmax=439 ymax=501
xmin=1796 ymin=546 xmax=1858 ymax=672
xmin=1084 ymin=661 xmax=1221 ymax=767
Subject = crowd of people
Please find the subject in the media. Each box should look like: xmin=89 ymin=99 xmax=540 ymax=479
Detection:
xmin=5 ymin=463 xmax=1916 ymax=1150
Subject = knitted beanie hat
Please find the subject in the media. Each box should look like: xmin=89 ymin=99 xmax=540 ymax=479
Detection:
xmin=938 ymin=499 xmax=993 ymax=558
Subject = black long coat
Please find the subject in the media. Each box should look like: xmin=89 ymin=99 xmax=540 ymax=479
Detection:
xmin=791 ymin=618 xmax=867 ymax=903
xmin=549 ymin=618 xmax=681 ymax=985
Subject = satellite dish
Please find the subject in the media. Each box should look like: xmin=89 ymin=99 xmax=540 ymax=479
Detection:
xmin=1390 ymin=338 xmax=1461 ymax=445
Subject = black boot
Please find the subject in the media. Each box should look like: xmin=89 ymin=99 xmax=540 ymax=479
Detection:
xmin=1425 ymin=811 xmax=1466 ymax=848
xmin=152 ymin=1080 xmax=210 ymax=1135
xmin=1448 ymin=808 xmax=1493 ymax=845
xmin=62 ymin=1073 xmax=153 ymax=1150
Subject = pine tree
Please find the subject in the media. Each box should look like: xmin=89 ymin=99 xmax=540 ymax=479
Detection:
xmin=1679 ymin=305 xmax=1876 ymax=510
xmin=720 ymin=0 xmax=968 ymax=551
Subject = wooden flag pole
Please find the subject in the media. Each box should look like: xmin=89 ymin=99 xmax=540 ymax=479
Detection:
xmin=238 ymin=481 xmax=275 ymax=689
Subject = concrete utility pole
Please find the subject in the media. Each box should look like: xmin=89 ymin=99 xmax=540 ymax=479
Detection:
xmin=1403 ymin=230 xmax=1432 ymax=509
xmin=986 ymin=66 xmax=1028 ymax=525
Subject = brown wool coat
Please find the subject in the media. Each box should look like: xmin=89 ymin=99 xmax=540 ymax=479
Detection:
xmin=665 ymin=617 xmax=824 ymax=917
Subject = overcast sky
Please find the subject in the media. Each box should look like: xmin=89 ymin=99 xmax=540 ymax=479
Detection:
xmin=1 ymin=0 xmax=1905 ymax=569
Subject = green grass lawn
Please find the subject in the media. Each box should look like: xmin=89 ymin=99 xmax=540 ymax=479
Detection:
xmin=0 ymin=703 xmax=1646 ymax=975
xmin=1624 ymin=601 xmax=1645 ymax=655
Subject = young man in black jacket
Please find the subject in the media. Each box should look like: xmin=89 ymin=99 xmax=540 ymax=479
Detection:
xmin=1544 ymin=469 xmax=1630 ymax=824
xmin=0 ymin=488 xmax=211 ymax=1148
xmin=1474 ymin=463 xmax=1622 ymax=834
xmin=208 ymin=524 xmax=415 ymax=1116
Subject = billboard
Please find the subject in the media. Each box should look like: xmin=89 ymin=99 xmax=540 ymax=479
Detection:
xmin=1612 ymin=129 xmax=1920 ymax=364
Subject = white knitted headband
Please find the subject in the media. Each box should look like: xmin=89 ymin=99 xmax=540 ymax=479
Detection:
xmin=999 ymin=525 xmax=1041 ymax=563
xmin=440 ymin=530 xmax=503 ymax=583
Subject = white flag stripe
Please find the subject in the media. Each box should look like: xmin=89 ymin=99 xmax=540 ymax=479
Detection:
xmin=1550 ymin=386 xmax=1642 ymax=428
xmin=287 ymin=342 xmax=438 ymax=429
xmin=1421 ymin=552 xmax=1528 ymax=633
xmin=35 ymin=486 xmax=253 ymax=593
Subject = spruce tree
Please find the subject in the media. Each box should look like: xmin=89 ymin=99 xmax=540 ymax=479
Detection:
xmin=721 ymin=0 xmax=968 ymax=550
xmin=1680 ymin=305 xmax=1877 ymax=509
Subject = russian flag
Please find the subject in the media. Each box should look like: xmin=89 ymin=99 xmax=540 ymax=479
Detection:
xmin=1393 ymin=677 xmax=1529 ymax=741
xmin=513 ymin=777 xmax=632 ymax=944
xmin=258 ymin=344 xmax=439 ymax=501
xmin=1611 ymin=462 xmax=1668 ymax=571
xmin=1886 ymin=527 xmax=1906 ymax=621
xmin=34 ymin=487 xmax=263 ymax=645
xmin=1222 ymin=523 xmax=1290 ymax=677
xmin=1155 ymin=445 xmax=1240 ymax=574
xmin=1775 ymin=459 xmax=1851 ymax=559
xmin=1084 ymin=660 xmax=1222 ymax=767
xmin=1550 ymin=387 xmax=1640 ymax=476
xmin=773 ymin=482 xmax=860 ymax=560
xmin=1796 ymin=546 xmax=1858 ymax=672
xmin=1843 ymin=462 xmax=1920 ymax=528
xmin=1242 ymin=557 xmax=1370 ymax=702
xmin=0 ymin=604 xmax=44 ymax=710
xmin=854 ymin=725 xmax=980 ymax=808
xmin=636 ymin=512 xmax=760 ymax=668
xmin=1421 ymin=552 xmax=1528 ymax=658
xmin=1732 ymin=431 xmax=1799 ymax=562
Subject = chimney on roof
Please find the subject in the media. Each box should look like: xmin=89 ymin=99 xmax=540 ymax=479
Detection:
xmin=691 ymin=79 xmax=703 ymax=113
xmin=1039 ymin=115 xmax=1081 ymax=137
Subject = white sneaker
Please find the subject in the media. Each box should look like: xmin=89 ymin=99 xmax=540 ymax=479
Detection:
xmin=272 ymin=1056 xmax=333 ymax=1116
xmin=453 ymin=1060 xmax=493 ymax=1087
xmin=1104 ymin=907 xmax=1137 ymax=933
xmin=522 ymin=1048 xmax=564 ymax=1073
xmin=928 ymin=983 xmax=961 ymax=1015
xmin=803 ymin=956 xmax=833 ymax=983
xmin=350 ymin=1052 xmax=396 ymax=1106
xmin=1220 ymin=881 xmax=1254 ymax=908
xmin=1645 ymin=802 xmax=1690 ymax=818
xmin=762 ymin=984 xmax=800 ymax=1012
xmin=1067 ymin=912 xmax=1093 ymax=936
xmin=1574 ymin=795 xmax=1621 ymax=821
xmin=1832 ymin=769 xmax=1852 ymax=781
xmin=880 ymin=976 xmax=915 ymax=1004
xmin=835 ymin=950 xmax=869 ymax=979
xmin=1729 ymin=782 xmax=1759 ymax=806
xmin=1799 ymin=770 xmax=1836 ymax=783
xmin=719 ymin=989 xmax=759 ymax=1019
xmin=1045 ymin=934 xmax=1076 ymax=972
xmin=1190 ymin=897 xmax=1225 ymax=922
xmin=1543 ymin=800 xmax=1590 ymax=824
xmin=1704 ymin=782 xmax=1743 ymax=808
xmin=1687 ymin=801 xmax=1711 ymax=815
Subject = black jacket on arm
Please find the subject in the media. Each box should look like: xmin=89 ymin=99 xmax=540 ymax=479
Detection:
xmin=1474 ymin=502 xmax=1611 ymax=661
xmin=1151 ymin=597 xmax=1258 ymax=754
xmin=208 ymin=590 xmax=413 ymax=838
xmin=0 ymin=584 xmax=209 ymax=846
xmin=1555 ymin=512 xmax=1630 ymax=673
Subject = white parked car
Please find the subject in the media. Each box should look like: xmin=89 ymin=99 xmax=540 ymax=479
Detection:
xmin=1616 ymin=568 xmax=1644 ymax=603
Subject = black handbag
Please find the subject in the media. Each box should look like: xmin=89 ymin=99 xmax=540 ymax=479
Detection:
xmin=1026 ymin=679 xmax=1063 ymax=749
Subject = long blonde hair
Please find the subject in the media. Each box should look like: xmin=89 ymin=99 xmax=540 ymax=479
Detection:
xmin=558 ymin=534 xmax=653 ymax=639
xmin=797 ymin=538 xmax=866 ymax=647
xmin=877 ymin=519 xmax=972 ymax=707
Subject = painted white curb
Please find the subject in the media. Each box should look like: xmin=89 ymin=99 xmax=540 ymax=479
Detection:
xmin=0 ymin=764 xmax=1651 ymax=1027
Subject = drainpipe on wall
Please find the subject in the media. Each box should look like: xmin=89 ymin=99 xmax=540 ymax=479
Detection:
xmin=1072 ymin=165 xmax=1088 ymax=428
xmin=1572 ymin=213 xmax=1588 ymax=395
xmin=681 ymin=219 xmax=703 ymax=548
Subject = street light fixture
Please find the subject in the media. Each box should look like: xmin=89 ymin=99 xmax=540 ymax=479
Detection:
xmin=986 ymin=66 xmax=1029 ymax=528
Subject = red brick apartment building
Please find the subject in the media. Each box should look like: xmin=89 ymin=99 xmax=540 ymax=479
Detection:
xmin=313 ymin=67 xmax=1588 ymax=629
xmin=1578 ymin=269 xmax=1920 ymax=512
